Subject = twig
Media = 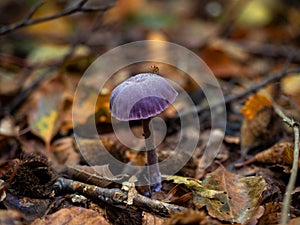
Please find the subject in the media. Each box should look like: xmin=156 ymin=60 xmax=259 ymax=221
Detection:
xmin=236 ymin=41 xmax=300 ymax=62
xmin=24 ymin=0 xmax=45 ymax=21
xmin=178 ymin=67 xmax=300 ymax=119
xmin=0 ymin=0 xmax=114 ymax=35
xmin=2 ymin=42 xmax=77 ymax=116
xmin=1 ymin=3 xmax=112 ymax=117
xmin=53 ymin=177 xmax=188 ymax=217
xmin=272 ymin=104 xmax=300 ymax=225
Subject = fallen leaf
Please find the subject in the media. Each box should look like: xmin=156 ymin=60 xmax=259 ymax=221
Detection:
xmin=50 ymin=137 xmax=80 ymax=171
xmin=241 ymin=94 xmax=272 ymax=120
xmin=28 ymin=76 xmax=66 ymax=152
xmin=143 ymin=211 xmax=168 ymax=225
xmin=252 ymin=142 xmax=300 ymax=168
xmin=198 ymin=166 xmax=266 ymax=224
xmin=165 ymin=175 xmax=225 ymax=200
xmin=31 ymin=207 xmax=110 ymax=225
xmin=201 ymin=46 xmax=245 ymax=78
xmin=240 ymin=93 xmax=282 ymax=156
xmin=166 ymin=210 xmax=224 ymax=225
xmin=257 ymin=202 xmax=300 ymax=225
xmin=0 ymin=209 xmax=23 ymax=225
xmin=288 ymin=217 xmax=300 ymax=225
xmin=73 ymin=89 xmax=110 ymax=127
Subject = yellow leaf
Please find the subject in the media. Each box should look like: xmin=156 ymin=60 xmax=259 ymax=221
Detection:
xmin=241 ymin=93 xmax=272 ymax=120
xmin=32 ymin=110 xmax=58 ymax=144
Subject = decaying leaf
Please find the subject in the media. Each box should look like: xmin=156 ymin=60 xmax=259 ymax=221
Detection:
xmin=50 ymin=137 xmax=80 ymax=169
xmin=72 ymin=88 xmax=111 ymax=127
xmin=201 ymin=45 xmax=245 ymax=78
xmin=28 ymin=76 xmax=66 ymax=152
xmin=166 ymin=210 xmax=206 ymax=225
xmin=31 ymin=207 xmax=110 ymax=225
xmin=74 ymin=136 xmax=125 ymax=175
xmin=240 ymin=93 xmax=282 ymax=156
xmin=241 ymin=94 xmax=272 ymax=120
xmin=288 ymin=217 xmax=300 ymax=225
xmin=253 ymin=142 xmax=294 ymax=164
xmin=258 ymin=202 xmax=300 ymax=225
xmin=165 ymin=175 xmax=225 ymax=199
xmin=197 ymin=166 xmax=265 ymax=224
xmin=236 ymin=142 xmax=300 ymax=169
xmin=143 ymin=211 xmax=168 ymax=225
xmin=166 ymin=168 xmax=266 ymax=224
xmin=0 ymin=209 xmax=23 ymax=225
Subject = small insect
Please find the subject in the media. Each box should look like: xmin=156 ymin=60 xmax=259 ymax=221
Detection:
xmin=150 ymin=65 xmax=159 ymax=74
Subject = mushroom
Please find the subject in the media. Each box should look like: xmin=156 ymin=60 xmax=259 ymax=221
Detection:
xmin=110 ymin=73 xmax=178 ymax=193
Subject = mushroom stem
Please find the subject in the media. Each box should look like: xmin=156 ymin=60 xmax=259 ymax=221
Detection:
xmin=142 ymin=117 xmax=162 ymax=193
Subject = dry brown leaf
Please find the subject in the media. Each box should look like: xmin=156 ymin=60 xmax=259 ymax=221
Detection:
xmin=143 ymin=212 xmax=168 ymax=225
xmin=253 ymin=142 xmax=300 ymax=168
xmin=165 ymin=210 xmax=209 ymax=225
xmin=258 ymin=202 xmax=300 ymax=225
xmin=200 ymin=46 xmax=245 ymax=78
xmin=241 ymin=94 xmax=272 ymax=120
xmin=288 ymin=217 xmax=300 ymax=225
xmin=0 ymin=209 xmax=23 ymax=225
xmin=31 ymin=207 xmax=110 ymax=225
xmin=240 ymin=94 xmax=282 ymax=156
xmin=198 ymin=166 xmax=266 ymax=224
xmin=50 ymin=137 xmax=80 ymax=171
xmin=28 ymin=76 xmax=67 ymax=152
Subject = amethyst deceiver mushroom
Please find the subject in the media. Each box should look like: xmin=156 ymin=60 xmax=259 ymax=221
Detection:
xmin=110 ymin=73 xmax=178 ymax=193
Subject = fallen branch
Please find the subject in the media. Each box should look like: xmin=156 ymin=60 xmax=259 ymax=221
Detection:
xmin=1 ymin=6 xmax=109 ymax=117
xmin=178 ymin=66 xmax=300 ymax=119
xmin=272 ymin=104 xmax=300 ymax=225
xmin=0 ymin=0 xmax=114 ymax=36
xmin=53 ymin=177 xmax=188 ymax=217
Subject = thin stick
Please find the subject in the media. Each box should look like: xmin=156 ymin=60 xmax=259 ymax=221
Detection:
xmin=53 ymin=177 xmax=187 ymax=217
xmin=0 ymin=0 xmax=114 ymax=35
xmin=272 ymin=104 xmax=299 ymax=225
xmin=177 ymin=67 xmax=300 ymax=119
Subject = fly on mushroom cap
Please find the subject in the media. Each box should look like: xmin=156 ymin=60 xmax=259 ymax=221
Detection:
xmin=110 ymin=73 xmax=178 ymax=121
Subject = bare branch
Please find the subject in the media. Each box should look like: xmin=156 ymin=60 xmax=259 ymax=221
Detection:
xmin=272 ymin=104 xmax=300 ymax=225
xmin=53 ymin=177 xmax=188 ymax=217
xmin=24 ymin=0 xmax=45 ymax=21
xmin=177 ymin=67 xmax=300 ymax=119
xmin=1 ymin=4 xmax=110 ymax=117
xmin=0 ymin=0 xmax=114 ymax=36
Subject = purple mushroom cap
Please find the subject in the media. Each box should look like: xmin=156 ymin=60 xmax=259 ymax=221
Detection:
xmin=110 ymin=73 xmax=178 ymax=121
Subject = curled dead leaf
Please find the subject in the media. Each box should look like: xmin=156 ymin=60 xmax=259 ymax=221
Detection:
xmin=200 ymin=166 xmax=266 ymax=224
xmin=240 ymin=94 xmax=282 ymax=156
xmin=28 ymin=76 xmax=67 ymax=152
xmin=31 ymin=207 xmax=110 ymax=225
